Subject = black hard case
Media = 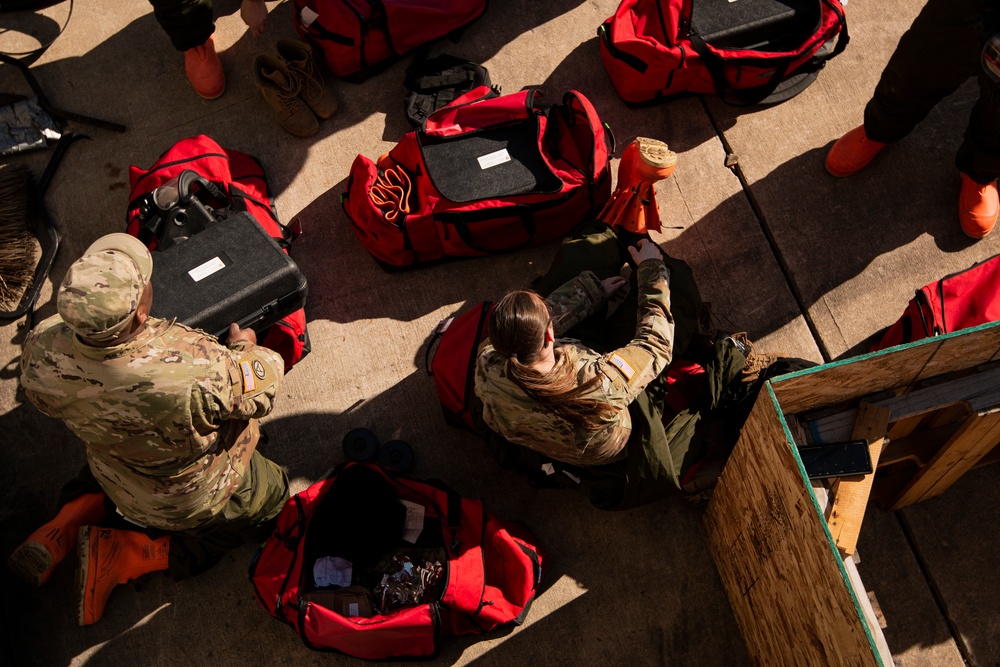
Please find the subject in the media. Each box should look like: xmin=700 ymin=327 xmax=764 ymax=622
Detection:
xmin=149 ymin=212 xmax=308 ymax=339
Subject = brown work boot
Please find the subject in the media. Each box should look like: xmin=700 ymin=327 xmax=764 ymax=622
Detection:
xmin=254 ymin=54 xmax=319 ymax=138
xmin=184 ymin=34 xmax=225 ymax=100
xmin=727 ymin=332 xmax=778 ymax=383
xmin=958 ymin=173 xmax=999 ymax=239
xmin=7 ymin=493 xmax=105 ymax=587
xmin=77 ymin=527 xmax=170 ymax=626
xmin=276 ymin=39 xmax=338 ymax=121
xmin=825 ymin=125 xmax=887 ymax=177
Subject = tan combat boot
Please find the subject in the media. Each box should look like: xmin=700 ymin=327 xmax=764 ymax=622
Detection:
xmin=276 ymin=39 xmax=338 ymax=121
xmin=254 ymin=54 xmax=319 ymax=138
xmin=8 ymin=492 xmax=106 ymax=587
xmin=77 ymin=526 xmax=170 ymax=626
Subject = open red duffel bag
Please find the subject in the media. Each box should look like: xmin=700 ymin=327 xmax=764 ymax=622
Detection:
xmin=342 ymin=85 xmax=613 ymax=269
xmin=249 ymin=462 xmax=544 ymax=659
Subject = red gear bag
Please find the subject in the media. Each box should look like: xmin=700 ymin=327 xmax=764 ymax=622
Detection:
xmin=598 ymin=0 xmax=849 ymax=105
xmin=249 ymin=462 xmax=543 ymax=660
xmin=292 ymin=0 xmax=488 ymax=80
xmin=343 ymin=86 xmax=613 ymax=269
xmin=125 ymin=135 xmax=310 ymax=371
xmin=871 ymin=254 xmax=1000 ymax=351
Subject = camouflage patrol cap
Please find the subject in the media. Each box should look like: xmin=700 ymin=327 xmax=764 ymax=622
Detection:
xmin=57 ymin=233 xmax=153 ymax=343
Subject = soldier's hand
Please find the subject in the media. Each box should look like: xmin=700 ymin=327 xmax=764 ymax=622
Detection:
xmin=240 ymin=0 xmax=268 ymax=37
xmin=228 ymin=323 xmax=257 ymax=346
xmin=628 ymin=238 xmax=663 ymax=265
xmin=601 ymin=276 xmax=628 ymax=299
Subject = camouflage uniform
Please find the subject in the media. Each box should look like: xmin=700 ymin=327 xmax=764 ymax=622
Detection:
xmin=475 ymin=259 xmax=675 ymax=466
xmin=475 ymin=222 xmax=751 ymax=510
xmin=20 ymin=233 xmax=289 ymax=577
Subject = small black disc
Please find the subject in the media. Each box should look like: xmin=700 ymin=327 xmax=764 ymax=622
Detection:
xmin=378 ymin=440 xmax=415 ymax=473
xmin=342 ymin=428 xmax=380 ymax=462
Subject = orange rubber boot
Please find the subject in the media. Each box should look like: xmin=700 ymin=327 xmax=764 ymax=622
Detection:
xmin=599 ymin=137 xmax=677 ymax=234
xmin=184 ymin=34 xmax=225 ymax=100
xmin=958 ymin=174 xmax=999 ymax=239
xmin=77 ymin=527 xmax=170 ymax=626
xmin=7 ymin=493 xmax=105 ymax=587
xmin=825 ymin=125 xmax=888 ymax=177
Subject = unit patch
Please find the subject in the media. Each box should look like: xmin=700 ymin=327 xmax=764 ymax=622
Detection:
xmin=240 ymin=360 xmax=257 ymax=393
xmin=609 ymin=353 xmax=635 ymax=381
xmin=253 ymin=359 xmax=267 ymax=379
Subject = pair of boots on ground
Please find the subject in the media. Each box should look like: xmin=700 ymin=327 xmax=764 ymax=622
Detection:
xmin=7 ymin=493 xmax=170 ymax=627
xmin=826 ymin=126 xmax=999 ymax=239
xmin=183 ymin=34 xmax=337 ymax=137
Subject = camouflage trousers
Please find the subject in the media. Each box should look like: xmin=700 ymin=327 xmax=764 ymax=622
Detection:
xmin=490 ymin=221 xmax=753 ymax=510
xmin=60 ymin=450 xmax=289 ymax=579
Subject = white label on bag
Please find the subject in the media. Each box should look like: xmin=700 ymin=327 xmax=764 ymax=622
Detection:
xmin=348 ymin=603 xmax=360 ymax=617
xmin=477 ymin=148 xmax=511 ymax=170
xmin=400 ymin=500 xmax=425 ymax=544
xmin=188 ymin=257 xmax=226 ymax=282
xmin=300 ymin=7 xmax=319 ymax=27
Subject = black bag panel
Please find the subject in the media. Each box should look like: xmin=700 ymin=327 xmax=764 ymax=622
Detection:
xmin=419 ymin=120 xmax=562 ymax=202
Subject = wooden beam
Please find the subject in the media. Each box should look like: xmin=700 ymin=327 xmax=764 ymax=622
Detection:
xmin=800 ymin=365 xmax=1000 ymax=444
xmin=890 ymin=409 xmax=1000 ymax=509
xmin=827 ymin=403 xmax=891 ymax=556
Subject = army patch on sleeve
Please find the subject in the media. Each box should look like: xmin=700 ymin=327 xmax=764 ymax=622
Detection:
xmin=240 ymin=361 xmax=257 ymax=393
xmin=609 ymin=354 xmax=635 ymax=381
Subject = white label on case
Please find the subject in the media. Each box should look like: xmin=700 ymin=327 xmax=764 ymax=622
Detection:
xmin=300 ymin=7 xmax=319 ymax=26
xmin=188 ymin=256 xmax=226 ymax=282
xmin=348 ymin=603 xmax=360 ymax=617
xmin=477 ymin=148 xmax=511 ymax=170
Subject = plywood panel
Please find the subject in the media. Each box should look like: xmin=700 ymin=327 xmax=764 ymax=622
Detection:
xmin=770 ymin=322 xmax=1000 ymax=415
xmin=704 ymin=387 xmax=880 ymax=667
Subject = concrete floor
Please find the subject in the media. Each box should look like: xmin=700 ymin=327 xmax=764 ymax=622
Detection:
xmin=0 ymin=0 xmax=997 ymax=665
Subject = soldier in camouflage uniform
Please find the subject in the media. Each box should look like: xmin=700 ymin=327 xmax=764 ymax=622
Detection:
xmin=475 ymin=222 xmax=764 ymax=510
xmin=8 ymin=233 xmax=290 ymax=626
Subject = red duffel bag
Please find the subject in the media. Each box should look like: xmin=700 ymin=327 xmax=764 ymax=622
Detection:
xmin=343 ymin=86 xmax=613 ymax=269
xmin=249 ymin=462 xmax=544 ymax=660
xmin=598 ymin=0 xmax=849 ymax=105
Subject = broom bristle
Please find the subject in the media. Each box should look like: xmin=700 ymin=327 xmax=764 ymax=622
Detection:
xmin=0 ymin=164 xmax=40 ymax=310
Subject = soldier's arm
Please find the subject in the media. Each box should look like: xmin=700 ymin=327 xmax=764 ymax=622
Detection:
xmin=544 ymin=270 xmax=607 ymax=336
xmin=219 ymin=339 xmax=285 ymax=419
xmin=194 ymin=337 xmax=285 ymax=431
xmin=597 ymin=258 xmax=674 ymax=407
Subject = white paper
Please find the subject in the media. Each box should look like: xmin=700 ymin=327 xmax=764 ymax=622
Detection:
xmin=188 ymin=256 xmax=225 ymax=282
xmin=300 ymin=6 xmax=319 ymax=26
xmin=400 ymin=499 xmax=425 ymax=544
xmin=313 ymin=556 xmax=353 ymax=588
xmin=477 ymin=148 xmax=511 ymax=170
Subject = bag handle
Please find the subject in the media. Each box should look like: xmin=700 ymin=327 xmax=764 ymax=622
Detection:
xmin=422 ymin=88 xmax=537 ymax=137
xmin=438 ymin=206 xmax=537 ymax=255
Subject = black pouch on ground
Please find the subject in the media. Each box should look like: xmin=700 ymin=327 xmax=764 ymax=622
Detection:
xmin=404 ymin=53 xmax=493 ymax=128
xmin=148 ymin=211 xmax=308 ymax=339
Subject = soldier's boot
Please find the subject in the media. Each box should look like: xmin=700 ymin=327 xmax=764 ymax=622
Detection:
xmin=958 ymin=173 xmax=999 ymax=239
xmin=825 ymin=125 xmax=888 ymax=177
xmin=726 ymin=332 xmax=779 ymax=384
xmin=184 ymin=34 xmax=225 ymax=100
xmin=276 ymin=39 xmax=338 ymax=120
xmin=7 ymin=493 xmax=106 ymax=587
xmin=77 ymin=526 xmax=170 ymax=626
xmin=599 ymin=137 xmax=677 ymax=234
xmin=254 ymin=54 xmax=319 ymax=138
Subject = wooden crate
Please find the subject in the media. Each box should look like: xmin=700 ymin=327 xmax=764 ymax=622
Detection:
xmin=703 ymin=320 xmax=1000 ymax=666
